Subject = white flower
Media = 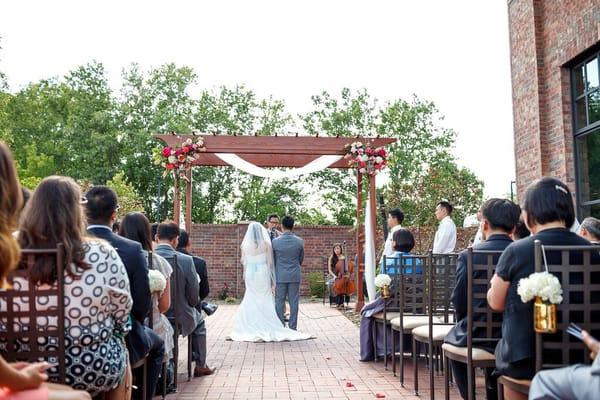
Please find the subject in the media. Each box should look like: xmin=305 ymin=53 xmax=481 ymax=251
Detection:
xmin=517 ymin=272 xmax=562 ymax=304
xmin=374 ymin=273 xmax=392 ymax=288
xmin=375 ymin=156 xmax=383 ymax=164
xmin=359 ymin=168 xmax=366 ymax=173
xmin=361 ymin=155 xmax=369 ymax=162
xmin=149 ymin=269 xmax=167 ymax=293
xmin=168 ymin=155 xmax=177 ymax=163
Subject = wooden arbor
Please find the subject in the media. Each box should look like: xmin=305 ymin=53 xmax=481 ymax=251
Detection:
xmin=155 ymin=134 xmax=396 ymax=310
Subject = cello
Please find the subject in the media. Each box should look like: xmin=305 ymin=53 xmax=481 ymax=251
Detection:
xmin=332 ymin=241 xmax=356 ymax=299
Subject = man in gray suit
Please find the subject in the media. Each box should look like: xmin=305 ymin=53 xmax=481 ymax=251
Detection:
xmin=272 ymin=215 xmax=304 ymax=330
xmin=529 ymin=329 xmax=600 ymax=399
xmin=154 ymin=221 xmax=215 ymax=377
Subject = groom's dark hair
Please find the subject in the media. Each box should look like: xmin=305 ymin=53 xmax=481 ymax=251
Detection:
xmin=281 ymin=215 xmax=294 ymax=230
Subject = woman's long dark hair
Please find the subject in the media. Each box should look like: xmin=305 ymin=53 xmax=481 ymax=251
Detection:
xmin=18 ymin=176 xmax=90 ymax=285
xmin=0 ymin=142 xmax=23 ymax=287
xmin=330 ymin=243 xmax=343 ymax=269
xmin=119 ymin=212 xmax=153 ymax=251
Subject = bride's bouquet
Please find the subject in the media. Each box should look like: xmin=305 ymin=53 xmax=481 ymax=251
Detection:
xmin=149 ymin=269 xmax=167 ymax=293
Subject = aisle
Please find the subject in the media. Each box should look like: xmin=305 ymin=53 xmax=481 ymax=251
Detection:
xmin=167 ymin=303 xmax=461 ymax=399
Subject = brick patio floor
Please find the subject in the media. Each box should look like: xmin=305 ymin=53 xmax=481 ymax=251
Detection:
xmin=164 ymin=303 xmax=463 ymax=400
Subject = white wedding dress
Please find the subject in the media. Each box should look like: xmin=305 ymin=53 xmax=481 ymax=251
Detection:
xmin=228 ymin=252 xmax=312 ymax=342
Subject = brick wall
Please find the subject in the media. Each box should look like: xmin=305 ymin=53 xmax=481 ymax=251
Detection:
xmin=189 ymin=223 xmax=477 ymax=298
xmin=508 ymin=0 xmax=600 ymax=199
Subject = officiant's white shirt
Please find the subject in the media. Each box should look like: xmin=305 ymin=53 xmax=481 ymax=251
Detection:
xmin=381 ymin=224 xmax=402 ymax=262
xmin=433 ymin=216 xmax=457 ymax=254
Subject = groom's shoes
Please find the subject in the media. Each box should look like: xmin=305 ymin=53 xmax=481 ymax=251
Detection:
xmin=194 ymin=366 xmax=216 ymax=377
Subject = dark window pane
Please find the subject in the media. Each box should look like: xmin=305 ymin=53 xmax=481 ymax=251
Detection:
xmin=586 ymin=59 xmax=599 ymax=90
xmin=589 ymin=91 xmax=600 ymax=125
xmin=576 ymin=97 xmax=587 ymax=129
xmin=574 ymin=64 xmax=586 ymax=96
xmin=580 ymin=203 xmax=600 ymax=219
xmin=576 ymin=129 xmax=600 ymax=202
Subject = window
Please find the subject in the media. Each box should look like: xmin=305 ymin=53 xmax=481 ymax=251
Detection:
xmin=572 ymin=53 xmax=600 ymax=219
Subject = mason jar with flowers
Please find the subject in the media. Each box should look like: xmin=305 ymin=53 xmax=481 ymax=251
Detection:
xmin=374 ymin=273 xmax=392 ymax=298
xmin=517 ymin=271 xmax=563 ymax=333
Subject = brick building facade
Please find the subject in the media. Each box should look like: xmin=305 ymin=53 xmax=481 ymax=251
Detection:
xmin=189 ymin=223 xmax=476 ymax=299
xmin=508 ymin=0 xmax=600 ymax=218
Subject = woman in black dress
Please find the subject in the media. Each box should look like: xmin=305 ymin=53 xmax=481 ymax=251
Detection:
xmin=487 ymin=177 xmax=600 ymax=400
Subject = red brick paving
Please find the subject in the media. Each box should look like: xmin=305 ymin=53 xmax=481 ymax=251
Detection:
xmin=163 ymin=303 xmax=463 ymax=400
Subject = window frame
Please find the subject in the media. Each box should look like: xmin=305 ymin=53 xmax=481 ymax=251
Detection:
xmin=571 ymin=51 xmax=600 ymax=218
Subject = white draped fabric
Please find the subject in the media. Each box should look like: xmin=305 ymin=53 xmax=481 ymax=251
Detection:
xmin=364 ymin=191 xmax=377 ymax=301
xmin=214 ymin=153 xmax=343 ymax=179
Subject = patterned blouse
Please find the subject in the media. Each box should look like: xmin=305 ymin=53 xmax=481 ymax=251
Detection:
xmin=0 ymin=240 xmax=132 ymax=396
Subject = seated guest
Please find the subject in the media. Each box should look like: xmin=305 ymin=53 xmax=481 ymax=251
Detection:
xmin=16 ymin=176 xmax=132 ymax=397
xmin=0 ymin=144 xmax=91 ymax=400
xmin=360 ymin=228 xmax=420 ymax=361
xmin=119 ymin=213 xmax=175 ymax=362
xmin=487 ymin=177 xmax=600 ymax=400
xmin=155 ymin=221 xmax=215 ymax=377
xmin=84 ymin=186 xmax=164 ymax=400
xmin=512 ymin=216 xmax=531 ymax=240
xmin=579 ymin=217 xmax=600 ymax=244
xmin=529 ymin=329 xmax=600 ymax=400
xmin=445 ymin=198 xmax=520 ymax=400
xmin=177 ymin=230 xmax=210 ymax=304
xmin=380 ymin=228 xmax=421 ymax=275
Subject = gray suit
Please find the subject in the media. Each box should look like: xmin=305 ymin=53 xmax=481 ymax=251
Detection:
xmin=529 ymin=356 xmax=600 ymax=400
xmin=272 ymin=231 xmax=304 ymax=330
xmin=154 ymin=244 xmax=208 ymax=367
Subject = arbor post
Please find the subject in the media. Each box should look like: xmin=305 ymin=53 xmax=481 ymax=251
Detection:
xmin=355 ymin=172 xmax=364 ymax=311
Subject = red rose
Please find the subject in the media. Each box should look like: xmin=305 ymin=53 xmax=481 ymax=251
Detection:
xmin=162 ymin=147 xmax=172 ymax=157
xmin=178 ymin=154 xmax=186 ymax=162
xmin=182 ymin=146 xmax=190 ymax=153
xmin=166 ymin=163 xmax=175 ymax=170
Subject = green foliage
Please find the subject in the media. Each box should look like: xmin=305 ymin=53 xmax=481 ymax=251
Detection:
xmin=307 ymin=272 xmax=326 ymax=298
xmin=106 ymin=172 xmax=145 ymax=219
xmin=0 ymin=58 xmax=484 ymax=227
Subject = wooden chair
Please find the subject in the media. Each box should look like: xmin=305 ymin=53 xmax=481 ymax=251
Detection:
xmin=373 ymin=255 xmax=402 ymax=369
xmin=497 ymin=241 xmax=600 ymax=399
xmin=162 ymin=254 xmax=194 ymax=390
xmin=0 ymin=245 xmax=67 ymax=383
xmin=389 ymin=254 xmax=431 ymax=386
xmin=442 ymin=249 xmax=503 ymax=400
xmin=412 ymin=252 xmax=457 ymax=398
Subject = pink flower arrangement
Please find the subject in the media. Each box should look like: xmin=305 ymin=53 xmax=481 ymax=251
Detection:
xmin=343 ymin=141 xmax=388 ymax=176
xmin=153 ymin=137 xmax=206 ymax=180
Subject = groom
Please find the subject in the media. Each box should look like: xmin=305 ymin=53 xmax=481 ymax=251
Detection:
xmin=272 ymin=215 xmax=304 ymax=330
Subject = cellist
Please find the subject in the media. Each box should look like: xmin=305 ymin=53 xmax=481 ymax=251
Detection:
xmin=327 ymin=244 xmax=345 ymax=307
xmin=330 ymin=242 xmax=356 ymax=308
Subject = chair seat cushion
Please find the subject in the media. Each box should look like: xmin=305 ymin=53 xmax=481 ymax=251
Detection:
xmin=373 ymin=312 xmax=400 ymax=321
xmin=390 ymin=315 xmax=441 ymax=331
xmin=441 ymin=343 xmax=496 ymax=361
xmin=498 ymin=375 xmax=532 ymax=391
xmin=412 ymin=324 xmax=454 ymax=341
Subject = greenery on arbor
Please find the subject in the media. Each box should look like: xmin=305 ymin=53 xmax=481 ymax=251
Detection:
xmin=0 ymin=57 xmax=484 ymax=228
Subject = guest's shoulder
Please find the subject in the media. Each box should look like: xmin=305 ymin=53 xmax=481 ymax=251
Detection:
xmin=83 ymin=239 xmax=122 ymax=265
xmin=112 ymin=234 xmax=143 ymax=251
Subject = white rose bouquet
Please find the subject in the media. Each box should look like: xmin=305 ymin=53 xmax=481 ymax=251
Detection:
xmin=517 ymin=271 xmax=563 ymax=304
xmin=374 ymin=273 xmax=392 ymax=288
xmin=149 ymin=269 xmax=167 ymax=293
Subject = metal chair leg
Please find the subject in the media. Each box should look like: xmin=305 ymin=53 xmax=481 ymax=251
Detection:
xmin=391 ymin=328 xmax=396 ymax=376
xmin=383 ymin=321 xmax=388 ymax=370
xmin=187 ymin=335 xmax=193 ymax=381
xmin=413 ymin=338 xmax=419 ymax=395
xmin=443 ymin=354 xmax=450 ymax=400
xmin=142 ymin=361 xmax=148 ymax=400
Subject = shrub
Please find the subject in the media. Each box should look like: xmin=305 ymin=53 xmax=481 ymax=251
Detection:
xmin=307 ymin=272 xmax=326 ymax=298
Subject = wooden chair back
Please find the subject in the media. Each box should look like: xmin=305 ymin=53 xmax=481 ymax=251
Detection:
xmin=429 ymin=253 xmax=458 ymax=324
xmin=0 ymin=245 xmax=66 ymax=383
xmin=466 ymin=249 xmax=504 ymax=360
xmin=533 ymin=241 xmax=600 ymax=370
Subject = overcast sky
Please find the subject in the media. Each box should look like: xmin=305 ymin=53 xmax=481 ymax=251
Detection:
xmin=0 ymin=0 xmax=515 ymax=198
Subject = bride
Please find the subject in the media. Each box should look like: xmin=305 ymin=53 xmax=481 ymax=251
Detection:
xmin=228 ymin=222 xmax=312 ymax=342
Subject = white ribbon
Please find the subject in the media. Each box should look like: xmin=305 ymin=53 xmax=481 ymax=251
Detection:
xmin=214 ymin=153 xmax=343 ymax=179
